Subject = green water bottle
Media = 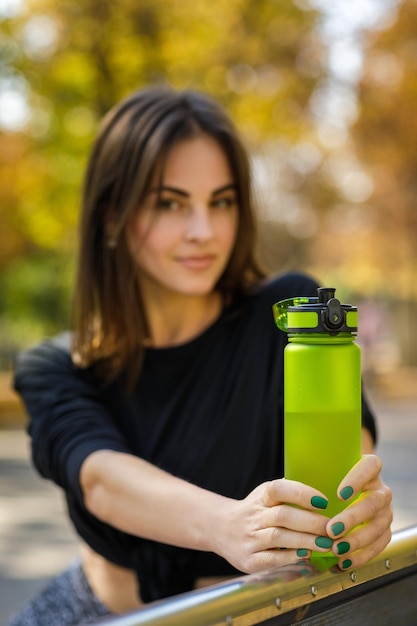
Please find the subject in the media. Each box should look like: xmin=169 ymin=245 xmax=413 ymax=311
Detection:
xmin=273 ymin=287 xmax=362 ymax=548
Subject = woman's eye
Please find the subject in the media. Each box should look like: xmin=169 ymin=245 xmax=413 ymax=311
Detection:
xmin=212 ymin=197 xmax=236 ymax=210
xmin=156 ymin=197 xmax=182 ymax=211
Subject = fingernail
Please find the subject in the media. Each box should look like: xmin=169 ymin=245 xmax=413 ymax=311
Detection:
xmin=342 ymin=559 xmax=352 ymax=569
xmin=315 ymin=536 xmax=333 ymax=549
xmin=331 ymin=522 xmax=345 ymax=536
xmin=336 ymin=541 xmax=350 ymax=555
xmin=297 ymin=548 xmax=309 ymax=557
xmin=311 ymin=496 xmax=328 ymax=510
xmin=340 ymin=486 xmax=354 ymax=501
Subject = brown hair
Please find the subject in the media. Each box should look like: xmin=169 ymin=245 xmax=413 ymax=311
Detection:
xmin=71 ymin=85 xmax=265 ymax=386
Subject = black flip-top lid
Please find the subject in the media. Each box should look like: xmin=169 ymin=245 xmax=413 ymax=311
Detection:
xmin=273 ymin=287 xmax=358 ymax=335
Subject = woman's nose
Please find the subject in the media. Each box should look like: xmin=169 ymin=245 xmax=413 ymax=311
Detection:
xmin=184 ymin=207 xmax=214 ymax=241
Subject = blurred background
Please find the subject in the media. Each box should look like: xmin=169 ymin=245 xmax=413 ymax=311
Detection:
xmin=1 ymin=0 xmax=417 ymax=379
xmin=1 ymin=0 xmax=417 ymax=384
xmin=1 ymin=0 xmax=417 ymax=622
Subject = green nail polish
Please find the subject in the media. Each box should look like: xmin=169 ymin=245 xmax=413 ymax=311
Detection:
xmin=331 ymin=522 xmax=345 ymax=536
xmin=315 ymin=536 xmax=333 ymax=549
xmin=300 ymin=568 xmax=310 ymax=576
xmin=340 ymin=486 xmax=354 ymax=501
xmin=297 ymin=549 xmax=308 ymax=557
xmin=336 ymin=541 xmax=350 ymax=555
xmin=311 ymin=496 xmax=328 ymax=510
xmin=342 ymin=559 xmax=352 ymax=569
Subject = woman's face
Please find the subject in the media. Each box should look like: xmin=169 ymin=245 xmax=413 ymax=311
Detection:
xmin=126 ymin=133 xmax=239 ymax=301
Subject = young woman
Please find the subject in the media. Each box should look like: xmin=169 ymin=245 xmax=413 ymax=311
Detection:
xmin=9 ymin=86 xmax=392 ymax=625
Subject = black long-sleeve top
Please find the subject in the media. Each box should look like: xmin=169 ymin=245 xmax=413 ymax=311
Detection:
xmin=13 ymin=272 xmax=377 ymax=602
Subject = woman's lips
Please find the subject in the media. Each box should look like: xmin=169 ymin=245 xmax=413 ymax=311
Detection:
xmin=176 ymin=255 xmax=216 ymax=270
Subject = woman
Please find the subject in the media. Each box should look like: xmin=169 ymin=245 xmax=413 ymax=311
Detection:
xmin=9 ymin=86 xmax=392 ymax=625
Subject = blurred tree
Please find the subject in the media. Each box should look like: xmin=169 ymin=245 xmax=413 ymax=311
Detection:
xmin=0 ymin=0 xmax=327 ymax=350
xmin=349 ymin=0 xmax=417 ymax=300
xmin=300 ymin=0 xmax=417 ymax=368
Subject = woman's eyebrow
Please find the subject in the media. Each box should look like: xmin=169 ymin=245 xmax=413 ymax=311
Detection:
xmin=212 ymin=184 xmax=237 ymax=196
xmin=149 ymin=184 xmax=237 ymax=198
xmin=149 ymin=186 xmax=189 ymax=198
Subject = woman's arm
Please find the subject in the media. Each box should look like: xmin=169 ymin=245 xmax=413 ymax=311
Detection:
xmin=81 ymin=424 xmax=391 ymax=574
xmin=78 ymin=420 xmax=391 ymax=575
xmin=80 ymin=449 xmax=332 ymax=574
xmin=11 ymin=336 xmax=331 ymax=573
xmin=80 ymin=450 xmax=228 ymax=552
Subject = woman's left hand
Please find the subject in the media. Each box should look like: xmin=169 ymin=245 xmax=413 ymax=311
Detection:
xmin=326 ymin=454 xmax=393 ymax=569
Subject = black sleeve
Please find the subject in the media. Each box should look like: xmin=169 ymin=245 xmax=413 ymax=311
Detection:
xmin=361 ymin=389 xmax=378 ymax=445
xmin=13 ymin=333 xmax=130 ymax=505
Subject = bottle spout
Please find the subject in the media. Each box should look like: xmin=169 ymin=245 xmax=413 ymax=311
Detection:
xmin=317 ymin=287 xmax=336 ymax=303
xmin=317 ymin=288 xmax=344 ymax=331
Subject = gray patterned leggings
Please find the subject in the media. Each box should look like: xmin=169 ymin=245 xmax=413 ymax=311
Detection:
xmin=6 ymin=560 xmax=113 ymax=626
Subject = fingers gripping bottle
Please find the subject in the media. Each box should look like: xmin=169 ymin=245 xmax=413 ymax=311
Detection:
xmin=273 ymin=288 xmax=362 ymax=532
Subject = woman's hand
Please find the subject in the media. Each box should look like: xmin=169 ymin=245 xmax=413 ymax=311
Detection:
xmin=81 ymin=450 xmax=392 ymax=576
xmin=215 ymin=455 xmax=392 ymax=575
xmin=326 ymin=454 xmax=393 ymax=570
xmin=214 ymin=479 xmax=332 ymax=574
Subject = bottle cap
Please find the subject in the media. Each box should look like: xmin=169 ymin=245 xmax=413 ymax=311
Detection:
xmin=273 ymin=287 xmax=358 ymax=336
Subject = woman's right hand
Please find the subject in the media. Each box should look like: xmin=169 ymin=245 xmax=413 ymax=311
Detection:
xmin=213 ymin=478 xmax=332 ymax=573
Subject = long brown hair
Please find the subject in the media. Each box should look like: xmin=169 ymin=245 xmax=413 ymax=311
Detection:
xmin=71 ymin=85 xmax=265 ymax=386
